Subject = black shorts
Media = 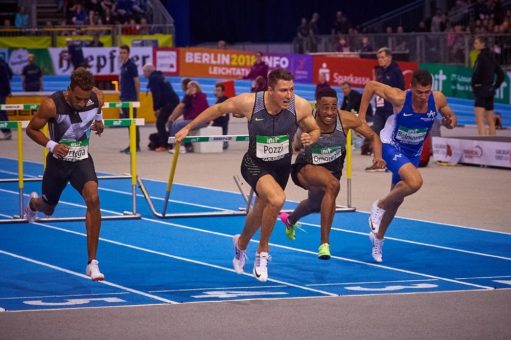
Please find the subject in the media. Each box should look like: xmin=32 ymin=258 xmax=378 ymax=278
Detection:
xmin=240 ymin=153 xmax=290 ymax=195
xmin=291 ymin=162 xmax=342 ymax=190
xmin=474 ymin=95 xmax=494 ymax=111
xmin=42 ymin=154 xmax=98 ymax=206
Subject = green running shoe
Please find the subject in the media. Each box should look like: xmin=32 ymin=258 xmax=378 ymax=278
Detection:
xmin=318 ymin=243 xmax=331 ymax=260
xmin=279 ymin=212 xmax=301 ymax=241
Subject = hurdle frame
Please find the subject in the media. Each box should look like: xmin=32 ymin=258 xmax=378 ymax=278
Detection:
xmin=139 ymin=134 xmax=355 ymax=219
xmin=0 ymin=102 xmax=144 ymax=224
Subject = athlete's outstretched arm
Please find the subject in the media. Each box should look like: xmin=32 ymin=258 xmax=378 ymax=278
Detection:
xmin=295 ymin=96 xmax=320 ymax=146
xmin=174 ymin=93 xmax=254 ymax=143
xmin=434 ymin=91 xmax=457 ymax=129
xmin=358 ymin=80 xmax=404 ymax=122
xmin=340 ymin=110 xmax=385 ymax=169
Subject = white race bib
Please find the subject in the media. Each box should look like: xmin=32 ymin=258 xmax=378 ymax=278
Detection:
xmin=58 ymin=139 xmax=89 ymax=162
xmin=311 ymin=145 xmax=343 ymax=165
xmin=376 ymin=96 xmax=385 ymax=108
xmin=395 ymin=127 xmax=427 ymax=145
xmin=256 ymin=135 xmax=289 ymax=161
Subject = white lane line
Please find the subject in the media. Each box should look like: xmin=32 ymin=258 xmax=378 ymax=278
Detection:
xmin=2 ymin=157 xmax=510 ymax=236
xmin=0 ymin=189 xmax=495 ymax=291
xmin=141 ymin=217 xmax=493 ymax=290
xmin=0 ymin=292 xmax=129 ymax=301
xmin=20 ymin=220 xmax=337 ymax=298
xmin=149 ymin=285 xmax=286 ymax=293
xmin=306 ymin=279 xmax=439 ymax=287
xmin=300 ymin=222 xmax=511 ymax=262
xmin=455 ymin=275 xmax=511 ymax=280
xmin=0 ymin=189 xmax=500 ymax=294
xmin=0 ymin=250 xmax=177 ymax=304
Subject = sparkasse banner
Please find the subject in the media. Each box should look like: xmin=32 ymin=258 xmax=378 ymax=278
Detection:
xmin=48 ymin=47 xmax=153 ymax=76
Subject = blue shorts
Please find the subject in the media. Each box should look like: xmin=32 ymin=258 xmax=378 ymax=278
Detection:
xmin=382 ymin=143 xmax=420 ymax=185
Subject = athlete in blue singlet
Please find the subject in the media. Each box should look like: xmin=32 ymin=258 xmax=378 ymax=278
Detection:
xmin=280 ymin=88 xmax=385 ymax=260
xmin=358 ymin=70 xmax=457 ymax=263
xmin=174 ymin=69 xmax=321 ymax=282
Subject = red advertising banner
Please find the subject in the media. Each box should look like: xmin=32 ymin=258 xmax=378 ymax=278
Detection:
xmin=312 ymin=56 xmax=418 ymax=88
xmin=179 ymin=48 xmax=256 ymax=78
xmin=153 ymin=48 xmax=178 ymax=76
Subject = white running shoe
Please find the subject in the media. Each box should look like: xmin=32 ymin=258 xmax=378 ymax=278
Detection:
xmin=232 ymin=234 xmax=247 ymax=274
xmin=369 ymin=200 xmax=386 ymax=234
xmin=253 ymin=251 xmax=271 ymax=282
xmin=25 ymin=192 xmax=39 ymax=223
xmin=86 ymin=259 xmax=105 ymax=281
xmin=369 ymin=232 xmax=384 ymax=263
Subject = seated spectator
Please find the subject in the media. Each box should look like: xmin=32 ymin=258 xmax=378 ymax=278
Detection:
xmin=122 ymin=18 xmax=139 ymax=35
xmin=217 ymin=40 xmax=227 ymax=49
xmin=167 ymin=81 xmax=210 ymax=153
xmin=211 ymin=83 xmax=231 ymax=150
xmin=138 ymin=17 xmax=150 ymax=34
xmin=15 ymin=6 xmax=29 ymax=28
xmin=331 ymin=11 xmax=351 ymax=35
xmin=252 ymin=75 xmax=267 ymax=92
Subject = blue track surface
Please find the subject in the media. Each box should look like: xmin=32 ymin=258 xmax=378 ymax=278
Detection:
xmin=0 ymin=157 xmax=510 ymax=312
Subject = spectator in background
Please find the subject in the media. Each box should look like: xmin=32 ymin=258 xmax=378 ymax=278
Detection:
xmin=67 ymin=39 xmax=88 ymax=69
xmin=252 ymin=75 xmax=267 ymax=92
xmin=22 ymin=54 xmax=43 ymax=92
xmin=89 ymin=34 xmax=104 ymax=47
xmin=217 ymin=40 xmax=227 ymax=49
xmin=331 ymin=11 xmax=351 ymax=35
xmin=167 ymin=81 xmax=210 ymax=154
xmin=15 ymin=6 xmax=29 ymax=28
xmin=211 ymin=83 xmax=231 ymax=150
xmin=296 ymin=17 xmax=311 ymax=53
xmin=143 ymin=63 xmax=179 ymax=151
xmin=335 ymin=36 xmax=350 ymax=52
xmin=358 ymin=36 xmax=373 ymax=53
xmin=138 ymin=17 xmax=150 ymax=34
xmin=309 ymin=12 xmax=320 ymax=52
xmin=70 ymin=3 xmax=87 ymax=25
xmin=341 ymin=81 xmax=374 ymax=155
xmin=471 ymin=35 xmax=505 ymax=136
xmin=360 ymin=47 xmax=404 ymax=171
xmin=315 ymin=73 xmax=330 ymax=100
xmin=119 ymin=45 xmax=141 ymax=153
xmin=0 ymin=55 xmax=12 ymax=140
xmin=243 ymin=52 xmax=269 ymax=92
xmin=430 ymin=9 xmax=444 ymax=32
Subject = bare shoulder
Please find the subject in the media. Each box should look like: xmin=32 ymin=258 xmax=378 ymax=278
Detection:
xmin=433 ymin=91 xmax=447 ymax=108
xmin=294 ymin=94 xmax=313 ymax=119
xmin=230 ymin=92 xmax=256 ymax=111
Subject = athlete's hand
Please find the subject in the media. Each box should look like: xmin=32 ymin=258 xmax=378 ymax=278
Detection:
xmin=299 ymin=132 xmax=313 ymax=146
xmin=372 ymin=157 xmax=386 ymax=169
xmin=92 ymin=120 xmax=104 ymax=136
xmin=174 ymin=127 xmax=190 ymax=143
xmin=53 ymin=144 xmax=69 ymax=159
xmin=442 ymin=115 xmax=456 ymax=129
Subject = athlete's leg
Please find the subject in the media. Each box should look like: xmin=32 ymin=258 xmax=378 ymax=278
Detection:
xmin=249 ymin=175 xmax=286 ymax=253
xmin=474 ymin=106 xmax=486 ymax=136
xmin=485 ymin=109 xmax=496 ymax=136
xmin=81 ymin=180 xmax=101 ymax=262
xmin=237 ymin=197 xmax=264 ymax=250
xmin=376 ymin=163 xmax=422 ymax=239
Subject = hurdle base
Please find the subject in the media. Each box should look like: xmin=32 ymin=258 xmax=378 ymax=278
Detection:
xmin=0 ymin=213 xmax=142 ymax=224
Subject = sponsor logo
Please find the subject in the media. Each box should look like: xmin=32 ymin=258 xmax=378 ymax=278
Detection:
xmin=463 ymin=145 xmax=483 ymax=159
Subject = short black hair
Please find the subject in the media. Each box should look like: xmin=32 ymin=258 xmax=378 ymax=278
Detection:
xmin=411 ymin=69 xmax=432 ymax=87
xmin=475 ymin=35 xmax=487 ymax=46
xmin=70 ymin=67 xmax=94 ymax=90
xmin=316 ymin=87 xmax=338 ymax=101
xmin=215 ymin=83 xmax=225 ymax=91
xmin=120 ymin=45 xmax=130 ymax=54
xmin=268 ymin=68 xmax=293 ymax=88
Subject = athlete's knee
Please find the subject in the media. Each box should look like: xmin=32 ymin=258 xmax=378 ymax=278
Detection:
xmin=84 ymin=191 xmax=100 ymax=209
xmin=265 ymin=191 xmax=285 ymax=209
xmin=324 ymin=178 xmax=340 ymax=195
xmin=407 ymin=176 xmax=423 ymax=193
